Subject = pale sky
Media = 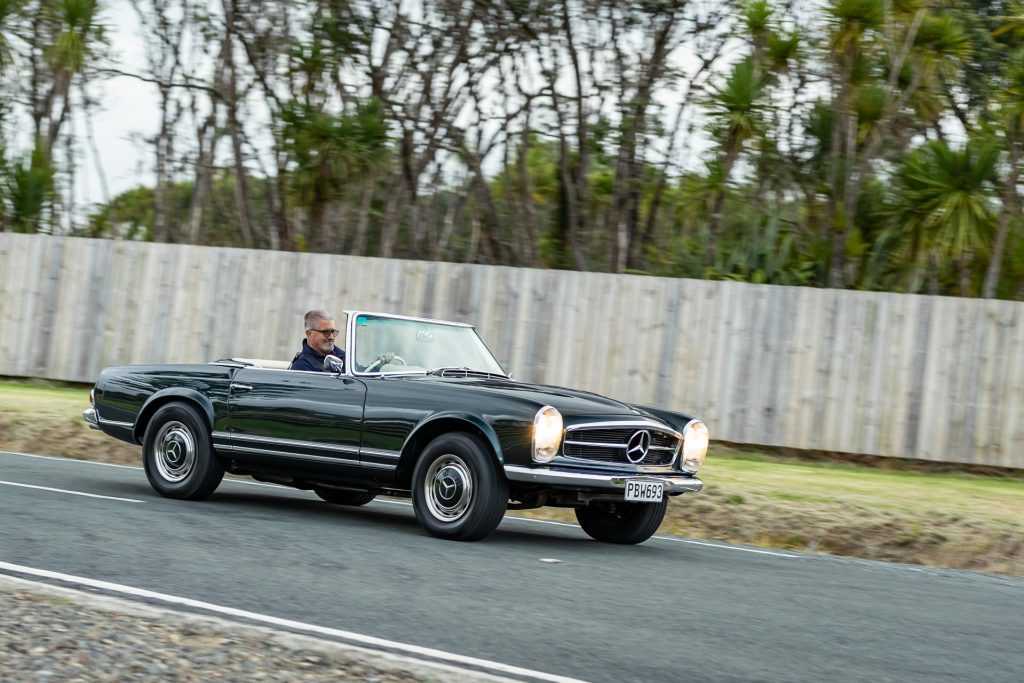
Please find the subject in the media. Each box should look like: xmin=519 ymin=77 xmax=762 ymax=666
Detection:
xmin=71 ymin=1 xmax=160 ymax=211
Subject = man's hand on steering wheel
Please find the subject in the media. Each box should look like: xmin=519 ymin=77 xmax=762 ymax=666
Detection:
xmin=366 ymin=351 xmax=407 ymax=372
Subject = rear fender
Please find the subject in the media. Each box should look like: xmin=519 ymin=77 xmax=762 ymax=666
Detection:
xmin=133 ymin=388 xmax=216 ymax=443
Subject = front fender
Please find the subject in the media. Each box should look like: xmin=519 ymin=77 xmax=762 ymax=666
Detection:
xmin=133 ymin=388 xmax=216 ymax=442
xmin=629 ymin=404 xmax=698 ymax=434
xmin=402 ymin=411 xmax=505 ymax=464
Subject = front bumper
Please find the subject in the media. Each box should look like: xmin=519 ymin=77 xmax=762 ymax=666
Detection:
xmin=504 ymin=465 xmax=702 ymax=494
xmin=82 ymin=408 xmax=100 ymax=430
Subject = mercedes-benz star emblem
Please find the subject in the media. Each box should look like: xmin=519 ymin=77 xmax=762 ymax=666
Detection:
xmin=438 ymin=476 xmax=457 ymax=500
xmin=626 ymin=430 xmax=651 ymax=463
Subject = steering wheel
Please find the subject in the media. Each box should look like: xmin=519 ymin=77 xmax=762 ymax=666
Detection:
xmin=365 ymin=354 xmax=406 ymax=372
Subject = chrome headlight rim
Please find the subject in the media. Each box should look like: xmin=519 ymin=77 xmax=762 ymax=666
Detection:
xmin=681 ymin=419 xmax=709 ymax=473
xmin=532 ymin=405 xmax=563 ymax=463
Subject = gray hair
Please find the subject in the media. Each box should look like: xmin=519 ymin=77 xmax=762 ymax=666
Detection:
xmin=304 ymin=309 xmax=334 ymax=331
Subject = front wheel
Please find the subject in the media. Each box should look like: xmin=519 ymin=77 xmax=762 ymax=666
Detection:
xmin=143 ymin=402 xmax=224 ymax=500
xmin=575 ymin=499 xmax=668 ymax=544
xmin=411 ymin=433 xmax=508 ymax=541
xmin=314 ymin=486 xmax=376 ymax=506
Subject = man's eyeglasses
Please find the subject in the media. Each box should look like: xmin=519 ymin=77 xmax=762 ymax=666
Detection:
xmin=309 ymin=328 xmax=340 ymax=337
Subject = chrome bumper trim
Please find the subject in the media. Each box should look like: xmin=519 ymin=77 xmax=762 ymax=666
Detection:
xmin=82 ymin=408 xmax=100 ymax=430
xmin=503 ymin=465 xmax=702 ymax=494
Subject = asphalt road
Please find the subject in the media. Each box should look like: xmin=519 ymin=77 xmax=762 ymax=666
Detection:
xmin=1 ymin=450 xmax=1022 ymax=683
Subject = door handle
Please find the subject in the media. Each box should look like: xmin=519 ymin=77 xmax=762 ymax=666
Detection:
xmin=230 ymin=383 xmax=253 ymax=392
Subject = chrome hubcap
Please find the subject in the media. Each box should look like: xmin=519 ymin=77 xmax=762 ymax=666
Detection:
xmin=154 ymin=421 xmax=196 ymax=483
xmin=423 ymin=454 xmax=473 ymax=522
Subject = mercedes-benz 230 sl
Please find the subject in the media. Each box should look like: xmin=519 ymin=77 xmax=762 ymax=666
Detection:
xmin=85 ymin=311 xmax=709 ymax=543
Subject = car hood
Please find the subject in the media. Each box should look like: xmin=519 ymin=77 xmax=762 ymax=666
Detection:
xmin=403 ymin=375 xmax=660 ymax=421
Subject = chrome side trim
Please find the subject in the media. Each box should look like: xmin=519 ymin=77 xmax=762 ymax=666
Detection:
xmin=360 ymin=447 xmax=402 ymax=459
xmin=361 ymin=462 xmax=398 ymax=470
xmin=228 ymin=432 xmax=361 ymax=455
xmin=217 ymin=444 xmax=360 ymax=466
xmin=503 ymin=465 xmax=702 ymax=494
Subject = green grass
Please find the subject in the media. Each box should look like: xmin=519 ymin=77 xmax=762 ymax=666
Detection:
xmin=0 ymin=380 xmax=91 ymax=407
xmin=703 ymin=446 xmax=1024 ymax=527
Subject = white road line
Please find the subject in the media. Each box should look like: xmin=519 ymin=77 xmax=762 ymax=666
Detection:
xmin=0 ymin=480 xmax=143 ymax=503
xmin=0 ymin=450 xmax=288 ymax=489
xmin=1 ymin=451 xmax=800 ymax=558
xmin=653 ymin=536 xmax=800 ymax=557
xmin=0 ymin=561 xmax=588 ymax=683
xmin=0 ymin=450 xmax=141 ymax=470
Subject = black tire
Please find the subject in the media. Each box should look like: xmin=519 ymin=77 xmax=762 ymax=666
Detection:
xmin=142 ymin=402 xmax=224 ymax=500
xmin=575 ymin=499 xmax=668 ymax=544
xmin=313 ymin=486 xmax=376 ymax=506
xmin=411 ymin=432 xmax=508 ymax=541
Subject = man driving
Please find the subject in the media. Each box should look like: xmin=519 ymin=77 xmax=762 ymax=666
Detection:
xmin=289 ymin=309 xmax=345 ymax=372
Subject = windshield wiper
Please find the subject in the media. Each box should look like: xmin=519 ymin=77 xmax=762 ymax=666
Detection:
xmin=427 ymin=366 xmax=509 ymax=379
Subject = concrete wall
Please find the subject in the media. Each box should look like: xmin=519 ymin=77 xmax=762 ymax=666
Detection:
xmin=1 ymin=233 xmax=1021 ymax=467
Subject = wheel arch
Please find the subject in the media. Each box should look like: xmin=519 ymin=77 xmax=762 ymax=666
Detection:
xmin=133 ymin=388 xmax=215 ymax=443
xmin=395 ymin=413 xmax=504 ymax=489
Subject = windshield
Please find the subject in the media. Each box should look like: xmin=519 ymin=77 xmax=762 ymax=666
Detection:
xmin=351 ymin=314 xmax=505 ymax=375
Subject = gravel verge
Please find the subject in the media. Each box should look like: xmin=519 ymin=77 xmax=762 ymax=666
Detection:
xmin=0 ymin=574 xmax=515 ymax=683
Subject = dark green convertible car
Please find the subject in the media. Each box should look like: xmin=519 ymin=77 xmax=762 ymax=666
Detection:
xmin=84 ymin=311 xmax=709 ymax=543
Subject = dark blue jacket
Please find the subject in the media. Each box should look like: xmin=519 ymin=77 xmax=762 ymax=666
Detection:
xmin=289 ymin=339 xmax=345 ymax=372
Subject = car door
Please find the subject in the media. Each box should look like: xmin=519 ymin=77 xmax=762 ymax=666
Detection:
xmin=224 ymin=368 xmax=368 ymax=477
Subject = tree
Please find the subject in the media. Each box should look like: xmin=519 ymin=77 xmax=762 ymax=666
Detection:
xmin=704 ymin=58 xmax=766 ymax=269
xmin=892 ymin=139 xmax=998 ymax=294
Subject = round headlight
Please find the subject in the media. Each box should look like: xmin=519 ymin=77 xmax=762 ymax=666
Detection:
xmin=533 ymin=406 xmax=563 ymax=463
xmin=681 ymin=420 xmax=709 ymax=473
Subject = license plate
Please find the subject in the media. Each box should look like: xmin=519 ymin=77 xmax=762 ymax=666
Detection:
xmin=624 ymin=480 xmax=664 ymax=502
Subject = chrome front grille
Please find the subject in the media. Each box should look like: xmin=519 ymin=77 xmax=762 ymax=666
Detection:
xmin=562 ymin=424 xmax=680 ymax=466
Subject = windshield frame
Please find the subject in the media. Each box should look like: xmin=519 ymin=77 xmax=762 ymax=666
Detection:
xmin=344 ymin=310 xmax=507 ymax=378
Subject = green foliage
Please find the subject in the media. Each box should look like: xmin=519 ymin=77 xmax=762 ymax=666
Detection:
xmin=4 ymin=142 xmax=56 ymax=233
xmin=84 ymin=185 xmax=155 ymax=240
xmin=705 ymin=58 xmax=766 ymax=150
xmin=828 ymin=0 xmax=885 ymax=51
xmin=743 ymin=1 xmax=773 ymax=37
xmin=0 ymin=0 xmax=23 ymax=72
xmin=889 ymin=138 xmax=998 ymax=287
xmin=84 ymin=175 xmax=274 ymax=246
xmin=281 ymin=97 xmax=389 ymax=209
xmin=766 ymin=29 xmax=801 ymax=73
xmin=854 ymin=83 xmax=887 ymax=134
xmin=46 ymin=0 xmax=104 ymax=74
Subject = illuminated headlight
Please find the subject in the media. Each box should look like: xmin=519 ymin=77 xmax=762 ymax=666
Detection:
xmin=681 ymin=420 xmax=709 ymax=473
xmin=532 ymin=406 xmax=563 ymax=463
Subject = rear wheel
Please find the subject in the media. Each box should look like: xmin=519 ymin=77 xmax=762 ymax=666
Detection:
xmin=575 ymin=499 xmax=668 ymax=544
xmin=313 ymin=486 xmax=376 ymax=506
xmin=143 ymin=403 xmax=224 ymax=500
xmin=411 ymin=432 xmax=508 ymax=541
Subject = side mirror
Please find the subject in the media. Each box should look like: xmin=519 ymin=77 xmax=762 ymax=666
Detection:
xmin=323 ymin=354 xmax=344 ymax=373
